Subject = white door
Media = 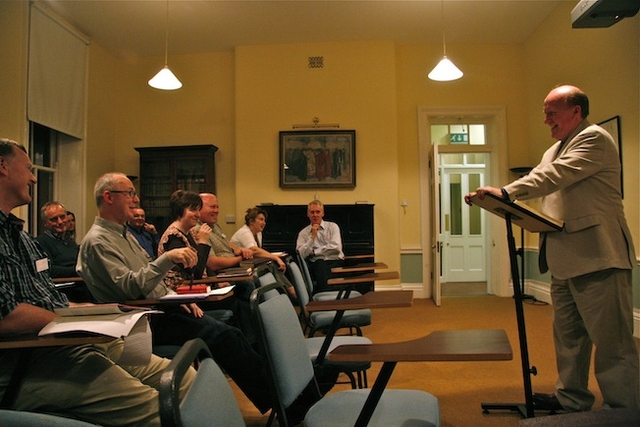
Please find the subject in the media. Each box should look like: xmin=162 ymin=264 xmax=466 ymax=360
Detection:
xmin=429 ymin=143 xmax=442 ymax=306
xmin=441 ymin=166 xmax=486 ymax=282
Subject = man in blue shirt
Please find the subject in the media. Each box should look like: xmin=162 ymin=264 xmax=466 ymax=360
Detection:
xmin=127 ymin=206 xmax=160 ymax=259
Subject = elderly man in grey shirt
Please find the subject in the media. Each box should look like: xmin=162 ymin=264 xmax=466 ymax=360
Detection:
xmin=77 ymin=172 xmax=272 ymax=414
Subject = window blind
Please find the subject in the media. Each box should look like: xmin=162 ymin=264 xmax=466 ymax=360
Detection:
xmin=28 ymin=3 xmax=88 ymax=139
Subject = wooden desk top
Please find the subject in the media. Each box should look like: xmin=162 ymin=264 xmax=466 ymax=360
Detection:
xmin=331 ymin=262 xmax=388 ymax=274
xmin=343 ymin=254 xmax=374 ymax=260
xmin=328 ymin=329 xmax=513 ymax=363
xmin=0 ymin=333 xmax=113 ymax=350
xmin=192 ymin=275 xmax=253 ymax=284
xmin=327 ymin=271 xmax=399 ymax=286
xmin=306 ymin=290 xmax=413 ymax=312
xmin=125 ymin=290 xmax=234 ymax=306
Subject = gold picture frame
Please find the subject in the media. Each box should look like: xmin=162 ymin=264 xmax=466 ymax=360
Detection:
xmin=279 ymin=130 xmax=356 ymax=189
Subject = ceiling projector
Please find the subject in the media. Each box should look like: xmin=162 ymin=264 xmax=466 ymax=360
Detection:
xmin=571 ymin=0 xmax=640 ymax=28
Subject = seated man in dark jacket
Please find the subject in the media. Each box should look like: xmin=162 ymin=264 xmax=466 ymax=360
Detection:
xmin=36 ymin=201 xmax=79 ymax=278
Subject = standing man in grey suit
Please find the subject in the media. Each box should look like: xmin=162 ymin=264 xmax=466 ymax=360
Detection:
xmin=465 ymin=85 xmax=638 ymax=412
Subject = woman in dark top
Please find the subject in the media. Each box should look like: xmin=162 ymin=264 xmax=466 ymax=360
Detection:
xmin=158 ymin=190 xmax=212 ymax=290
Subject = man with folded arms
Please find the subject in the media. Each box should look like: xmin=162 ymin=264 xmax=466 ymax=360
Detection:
xmin=77 ymin=173 xmax=272 ymax=414
xmin=0 ymin=138 xmax=193 ymax=426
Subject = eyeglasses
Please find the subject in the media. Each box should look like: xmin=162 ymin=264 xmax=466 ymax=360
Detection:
xmin=109 ymin=189 xmax=137 ymax=198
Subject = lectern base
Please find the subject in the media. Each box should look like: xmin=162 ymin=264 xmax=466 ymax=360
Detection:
xmin=481 ymin=402 xmax=529 ymax=418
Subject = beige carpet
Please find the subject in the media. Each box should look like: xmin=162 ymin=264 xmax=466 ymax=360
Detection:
xmin=230 ymin=295 xmax=636 ymax=426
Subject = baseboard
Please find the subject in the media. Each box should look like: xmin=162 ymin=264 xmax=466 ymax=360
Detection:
xmin=524 ymin=280 xmax=640 ymax=339
xmin=375 ymin=282 xmax=427 ymax=299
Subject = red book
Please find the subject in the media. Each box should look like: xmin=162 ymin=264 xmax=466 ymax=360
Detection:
xmin=176 ymin=284 xmax=209 ymax=294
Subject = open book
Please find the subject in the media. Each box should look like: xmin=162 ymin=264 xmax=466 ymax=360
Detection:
xmin=39 ymin=304 xmax=157 ymax=365
xmin=39 ymin=304 xmax=155 ymax=339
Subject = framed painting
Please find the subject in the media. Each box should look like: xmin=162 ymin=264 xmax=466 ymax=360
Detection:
xmin=279 ymin=130 xmax=356 ymax=189
xmin=598 ymin=115 xmax=623 ymax=197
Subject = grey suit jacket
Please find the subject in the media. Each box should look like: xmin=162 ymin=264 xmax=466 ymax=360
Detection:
xmin=504 ymin=120 xmax=635 ymax=280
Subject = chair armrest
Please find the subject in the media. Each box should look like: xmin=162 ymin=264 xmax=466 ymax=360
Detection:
xmin=328 ymin=329 xmax=513 ymax=363
xmin=306 ymin=290 xmax=412 ymax=312
xmin=159 ymin=338 xmax=212 ymax=427
xmin=327 ymin=271 xmax=399 ymax=286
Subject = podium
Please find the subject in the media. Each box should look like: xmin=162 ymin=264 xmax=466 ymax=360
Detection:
xmin=470 ymin=193 xmax=562 ymax=418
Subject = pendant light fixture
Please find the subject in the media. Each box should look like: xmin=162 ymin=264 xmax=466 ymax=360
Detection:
xmin=148 ymin=0 xmax=182 ymax=90
xmin=428 ymin=0 xmax=463 ymax=82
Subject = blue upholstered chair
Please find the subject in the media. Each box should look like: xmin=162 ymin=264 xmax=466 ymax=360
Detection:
xmin=0 ymin=410 xmax=96 ymax=426
xmin=250 ymin=282 xmax=440 ymax=427
xmin=288 ymin=259 xmax=371 ymax=337
xmin=260 ymin=268 xmax=371 ymax=389
xmin=296 ymin=250 xmax=363 ymax=301
xmin=159 ymin=338 xmax=245 ymax=427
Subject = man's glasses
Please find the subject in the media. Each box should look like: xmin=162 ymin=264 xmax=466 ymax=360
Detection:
xmin=109 ymin=189 xmax=137 ymax=198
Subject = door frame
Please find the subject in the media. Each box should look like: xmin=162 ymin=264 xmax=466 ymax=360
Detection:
xmin=418 ymin=106 xmax=511 ymax=302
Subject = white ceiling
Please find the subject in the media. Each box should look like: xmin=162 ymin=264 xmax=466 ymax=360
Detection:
xmin=40 ymin=0 xmax=570 ymax=59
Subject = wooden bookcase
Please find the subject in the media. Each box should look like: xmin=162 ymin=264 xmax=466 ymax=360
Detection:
xmin=135 ymin=144 xmax=218 ymax=233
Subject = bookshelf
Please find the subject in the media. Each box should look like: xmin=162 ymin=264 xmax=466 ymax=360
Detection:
xmin=135 ymin=145 xmax=218 ymax=233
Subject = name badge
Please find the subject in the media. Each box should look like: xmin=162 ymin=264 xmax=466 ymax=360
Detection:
xmin=35 ymin=258 xmax=49 ymax=273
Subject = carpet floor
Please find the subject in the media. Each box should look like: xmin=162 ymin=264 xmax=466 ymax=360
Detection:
xmin=229 ymin=295 xmax=637 ymax=426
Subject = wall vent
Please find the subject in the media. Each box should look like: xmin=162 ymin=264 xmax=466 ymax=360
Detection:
xmin=308 ymin=56 xmax=324 ymax=68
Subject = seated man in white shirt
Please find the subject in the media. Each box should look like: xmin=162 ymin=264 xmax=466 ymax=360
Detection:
xmin=296 ymin=200 xmax=344 ymax=294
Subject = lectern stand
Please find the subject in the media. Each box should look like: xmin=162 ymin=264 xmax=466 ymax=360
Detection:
xmin=470 ymin=193 xmax=562 ymax=418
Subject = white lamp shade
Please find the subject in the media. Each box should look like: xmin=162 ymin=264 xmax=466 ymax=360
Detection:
xmin=148 ymin=66 xmax=182 ymax=90
xmin=428 ymin=56 xmax=463 ymax=82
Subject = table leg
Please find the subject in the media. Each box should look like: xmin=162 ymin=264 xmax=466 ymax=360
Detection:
xmin=354 ymin=361 xmax=397 ymax=427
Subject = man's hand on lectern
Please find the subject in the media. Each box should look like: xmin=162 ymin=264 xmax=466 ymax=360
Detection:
xmin=464 ymin=186 xmax=503 ymax=206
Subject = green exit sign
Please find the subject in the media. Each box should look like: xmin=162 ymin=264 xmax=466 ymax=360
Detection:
xmin=450 ymin=133 xmax=468 ymax=144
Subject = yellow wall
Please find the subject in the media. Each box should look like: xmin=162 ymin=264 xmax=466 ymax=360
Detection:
xmin=107 ymin=51 xmax=237 ymax=235
xmin=0 ymin=1 xmax=28 ymax=143
xmin=83 ymin=42 xmax=119 ymax=228
xmin=0 ymin=1 xmax=32 ymax=222
xmin=235 ymin=41 xmax=399 ymax=270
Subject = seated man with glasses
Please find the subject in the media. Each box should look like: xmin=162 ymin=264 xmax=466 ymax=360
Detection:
xmin=77 ymin=173 xmax=272 ymax=414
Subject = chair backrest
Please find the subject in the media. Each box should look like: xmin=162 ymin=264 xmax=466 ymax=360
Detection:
xmin=255 ymin=271 xmax=282 ymax=300
xmin=159 ymin=338 xmax=245 ymax=427
xmin=296 ymin=250 xmax=316 ymax=294
xmin=287 ymin=260 xmax=310 ymax=307
xmin=250 ymin=283 xmax=316 ymax=418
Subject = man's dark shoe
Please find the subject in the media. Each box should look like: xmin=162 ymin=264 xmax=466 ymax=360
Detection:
xmin=532 ymin=393 xmax=564 ymax=411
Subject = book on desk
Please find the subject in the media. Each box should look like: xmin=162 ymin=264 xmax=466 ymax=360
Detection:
xmin=39 ymin=304 xmax=155 ymax=339
xmin=39 ymin=303 xmax=159 ymax=365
